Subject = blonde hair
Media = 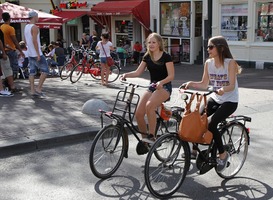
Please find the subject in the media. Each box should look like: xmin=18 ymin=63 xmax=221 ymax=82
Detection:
xmin=144 ymin=33 xmax=164 ymax=63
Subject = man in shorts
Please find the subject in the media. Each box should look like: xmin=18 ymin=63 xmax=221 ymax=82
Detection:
xmin=0 ymin=37 xmax=13 ymax=97
xmin=24 ymin=11 xmax=49 ymax=97
xmin=0 ymin=27 xmax=18 ymax=93
xmin=1 ymin=12 xmax=24 ymax=83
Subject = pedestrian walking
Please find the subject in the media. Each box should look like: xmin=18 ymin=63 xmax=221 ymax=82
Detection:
xmin=1 ymin=12 xmax=24 ymax=80
xmin=0 ymin=38 xmax=13 ymax=97
xmin=24 ymin=10 xmax=49 ymax=97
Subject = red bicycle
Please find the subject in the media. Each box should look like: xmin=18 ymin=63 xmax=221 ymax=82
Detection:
xmin=70 ymin=50 xmax=120 ymax=84
xmin=59 ymin=44 xmax=83 ymax=80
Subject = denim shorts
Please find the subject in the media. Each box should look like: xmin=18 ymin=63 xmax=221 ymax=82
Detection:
xmin=148 ymin=82 xmax=172 ymax=95
xmin=29 ymin=55 xmax=49 ymax=76
xmin=100 ymin=57 xmax=107 ymax=64
xmin=7 ymin=50 xmax=19 ymax=74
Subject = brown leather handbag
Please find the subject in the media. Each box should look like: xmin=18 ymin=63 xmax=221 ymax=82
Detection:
xmin=178 ymin=94 xmax=213 ymax=144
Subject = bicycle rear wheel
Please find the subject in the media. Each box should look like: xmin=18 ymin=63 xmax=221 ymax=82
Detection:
xmin=59 ymin=62 xmax=74 ymax=80
xmin=108 ymin=64 xmax=120 ymax=83
xmin=70 ymin=63 xmax=84 ymax=83
xmin=144 ymin=134 xmax=190 ymax=199
xmin=89 ymin=124 xmax=126 ymax=179
xmin=217 ymin=122 xmax=249 ymax=179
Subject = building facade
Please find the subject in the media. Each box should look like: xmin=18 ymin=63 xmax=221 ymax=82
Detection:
xmin=150 ymin=0 xmax=206 ymax=64
xmin=213 ymin=0 xmax=273 ymax=69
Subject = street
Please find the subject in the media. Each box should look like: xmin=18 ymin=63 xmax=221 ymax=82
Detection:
xmin=0 ymin=65 xmax=273 ymax=199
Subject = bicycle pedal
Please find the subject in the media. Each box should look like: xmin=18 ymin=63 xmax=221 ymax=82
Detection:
xmin=198 ymin=163 xmax=214 ymax=175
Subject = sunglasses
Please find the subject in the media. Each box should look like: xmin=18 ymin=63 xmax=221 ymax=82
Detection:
xmin=207 ymin=45 xmax=216 ymax=50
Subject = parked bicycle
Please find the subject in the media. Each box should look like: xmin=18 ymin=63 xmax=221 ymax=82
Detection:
xmin=144 ymin=88 xmax=252 ymax=199
xmin=70 ymin=49 xmax=120 ymax=84
xmin=89 ymin=81 xmax=184 ymax=179
xmin=59 ymin=44 xmax=84 ymax=80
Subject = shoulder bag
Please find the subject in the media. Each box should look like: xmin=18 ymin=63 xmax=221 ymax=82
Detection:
xmin=178 ymin=94 xmax=213 ymax=144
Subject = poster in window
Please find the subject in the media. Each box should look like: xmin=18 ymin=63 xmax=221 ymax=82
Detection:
xmin=261 ymin=3 xmax=269 ymax=15
xmin=181 ymin=39 xmax=190 ymax=62
xmin=160 ymin=2 xmax=191 ymax=37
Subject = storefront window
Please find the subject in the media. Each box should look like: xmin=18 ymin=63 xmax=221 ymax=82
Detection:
xmin=221 ymin=4 xmax=248 ymax=41
xmin=115 ymin=20 xmax=130 ymax=33
xmin=256 ymin=2 xmax=273 ymax=42
xmin=160 ymin=2 xmax=191 ymax=37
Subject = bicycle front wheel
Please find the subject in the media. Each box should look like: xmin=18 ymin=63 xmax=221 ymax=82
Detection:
xmin=59 ymin=62 xmax=74 ymax=80
xmin=217 ymin=122 xmax=249 ymax=179
xmin=90 ymin=61 xmax=102 ymax=81
xmin=89 ymin=124 xmax=126 ymax=179
xmin=108 ymin=65 xmax=120 ymax=83
xmin=144 ymin=134 xmax=190 ymax=199
xmin=70 ymin=64 xmax=84 ymax=83
xmin=154 ymin=118 xmax=179 ymax=162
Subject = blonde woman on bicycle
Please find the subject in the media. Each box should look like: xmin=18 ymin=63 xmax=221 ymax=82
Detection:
xmin=183 ymin=35 xmax=241 ymax=172
xmin=121 ymin=33 xmax=174 ymax=149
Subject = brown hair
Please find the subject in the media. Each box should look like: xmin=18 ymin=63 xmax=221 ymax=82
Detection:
xmin=209 ymin=36 xmax=241 ymax=74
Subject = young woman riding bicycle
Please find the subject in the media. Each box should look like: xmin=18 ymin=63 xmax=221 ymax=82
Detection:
xmin=183 ymin=35 xmax=241 ymax=173
xmin=121 ymin=33 xmax=175 ymax=149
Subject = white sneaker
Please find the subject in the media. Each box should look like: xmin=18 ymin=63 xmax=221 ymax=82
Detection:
xmin=0 ymin=89 xmax=14 ymax=97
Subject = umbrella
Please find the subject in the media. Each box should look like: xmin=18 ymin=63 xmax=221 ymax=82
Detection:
xmin=0 ymin=2 xmax=63 ymax=28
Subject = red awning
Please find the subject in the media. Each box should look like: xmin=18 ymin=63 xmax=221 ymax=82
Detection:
xmin=54 ymin=10 xmax=87 ymax=23
xmin=36 ymin=23 xmax=61 ymax=29
xmin=0 ymin=2 xmax=62 ymax=24
xmin=89 ymin=0 xmax=150 ymax=30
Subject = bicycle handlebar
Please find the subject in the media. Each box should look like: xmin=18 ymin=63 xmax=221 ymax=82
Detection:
xmin=179 ymin=84 xmax=217 ymax=96
xmin=119 ymin=79 xmax=150 ymax=89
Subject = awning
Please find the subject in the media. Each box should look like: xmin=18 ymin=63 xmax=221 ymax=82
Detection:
xmin=54 ymin=10 xmax=87 ymax=23
xmin=89 ymin=0 xmax=150 ymax=30
xmin=0 ymin=2 xmax=62 ymax=24
xmin=36 ymin=23 xmax=61 ymax=29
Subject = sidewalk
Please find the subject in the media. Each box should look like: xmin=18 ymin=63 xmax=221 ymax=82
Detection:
xmin=0 ymin=63 xmax=272 ymax=157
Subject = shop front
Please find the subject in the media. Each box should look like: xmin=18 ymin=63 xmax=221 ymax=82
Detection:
xmin=90 ymin=0 xmax=150 ymax=48
xmin=151 ymin=0 xmax=203 ymax=64
xmin=213 ymin=0 xmax=273 ymax=69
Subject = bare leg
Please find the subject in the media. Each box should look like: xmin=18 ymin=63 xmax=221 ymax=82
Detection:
xmin=36 ymin=73 xmax=47 ymax=93
xmin=6 ymin=76 xmax=15 ymax=89
xmin=29 ymin=75 xmax=35 ymax=94
xmin=135 ymin=91 xmax=152 ymax=138
xmin=100 ymin=63 xmax=106 ymax=85
xmin=146 ymin=89 xmax=169 ymax=136
xmin=104 ymin=65 xmax=110 ymax=85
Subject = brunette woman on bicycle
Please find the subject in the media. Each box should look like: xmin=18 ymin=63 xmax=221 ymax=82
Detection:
xmin=121 ymin=33 xmax=175 ymax=147
xmin=183 ymin=35 xmax=241 ymax=172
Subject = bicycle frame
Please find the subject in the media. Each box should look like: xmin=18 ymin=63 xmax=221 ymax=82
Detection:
xmin=99 ymin=82 xmax=182 ymax=158
xmin=193 ymin=115 xmax=251 ymax=174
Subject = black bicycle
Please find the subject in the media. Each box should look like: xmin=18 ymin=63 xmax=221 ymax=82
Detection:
xmin=144 ymin=88 xmax=252 ymax=199
xmin=89 ymin=81 xmax=184 ymax=179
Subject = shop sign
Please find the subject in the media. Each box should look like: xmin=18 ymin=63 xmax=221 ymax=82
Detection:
xmin=221 ymin=4 xmax=248 ymax=16
xmin=59 ymin=1 xmax=88 ymax=9
xmin=1 ymin=19 xmax=29 ymax=23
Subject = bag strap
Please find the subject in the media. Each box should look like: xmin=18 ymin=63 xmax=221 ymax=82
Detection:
xmin=185 ymin=93 xmax=196 ymax=112
xmin=101 ymin=42 xmax=108 ymax=58
xmin=195 ymin=94 xmax=207 ymax=113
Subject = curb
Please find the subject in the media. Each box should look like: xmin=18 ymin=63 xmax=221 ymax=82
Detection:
xmin=0 ymin=126 xmax=100 ymax=158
